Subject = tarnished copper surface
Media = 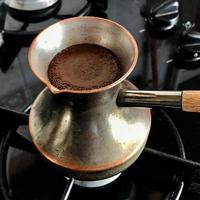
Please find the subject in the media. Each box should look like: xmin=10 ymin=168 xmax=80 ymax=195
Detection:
xmin=29 ymin=81 xmax=151 ymax=180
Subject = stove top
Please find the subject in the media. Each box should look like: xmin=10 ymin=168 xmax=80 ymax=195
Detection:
xmin=0 ymin=0 xmax=200 ymax=199
xmin=0 ymin=109 xmax=186 ymax=200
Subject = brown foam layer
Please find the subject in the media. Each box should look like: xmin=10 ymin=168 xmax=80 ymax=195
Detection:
xmin=48 ymin=44 xmax=122 ymax=90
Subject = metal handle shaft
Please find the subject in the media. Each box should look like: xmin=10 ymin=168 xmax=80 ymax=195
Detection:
xmin=117 ymin=90 xmax=182 ymax=109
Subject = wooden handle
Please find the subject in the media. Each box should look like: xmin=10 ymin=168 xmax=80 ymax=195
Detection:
xmin=182 ymin=91 xmax=200 ymax=112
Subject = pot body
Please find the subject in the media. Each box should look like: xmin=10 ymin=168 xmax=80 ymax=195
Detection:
xmin=28 ymin=16 xmax=151 ymax=180
xmin=29 ymin=81 xmax=151 ymax=180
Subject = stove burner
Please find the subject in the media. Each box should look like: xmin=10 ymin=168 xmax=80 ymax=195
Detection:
xmin=71 ymin=173 xmax=121 ymax=188
xmin=4 ymin=0 xmax=92 ymax=23
xmin=4 ymin=0 xmax=60 ymax=11
xmin=0 ymin=108 xmax=187 ymax=200
xmin=6 ymin=1 xmax=61 ymax=23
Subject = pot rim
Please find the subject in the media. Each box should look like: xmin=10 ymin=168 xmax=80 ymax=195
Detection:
xmin=28 ymin=16 xmax=138 ymax=94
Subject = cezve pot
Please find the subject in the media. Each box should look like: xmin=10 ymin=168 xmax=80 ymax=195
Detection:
xmin=28 ymin=16 xmax=200 ymax=181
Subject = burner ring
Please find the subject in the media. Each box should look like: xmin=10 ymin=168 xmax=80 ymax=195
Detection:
xmin=4 ymin=0 xmax=60 ymax=11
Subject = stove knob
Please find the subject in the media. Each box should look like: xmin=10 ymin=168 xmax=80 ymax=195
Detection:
xmin=147 ymin=0 xmax=179 ymax=31
xmin=176 ymin=31 xmax=200 ymax=68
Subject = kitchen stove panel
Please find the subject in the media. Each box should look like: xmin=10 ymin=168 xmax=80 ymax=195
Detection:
xmin=0 ymin=0 xmax=200 ymax=199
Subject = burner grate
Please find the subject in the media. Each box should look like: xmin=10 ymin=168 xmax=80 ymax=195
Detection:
xmin=0 ymin=108 xmax=193 ymax=200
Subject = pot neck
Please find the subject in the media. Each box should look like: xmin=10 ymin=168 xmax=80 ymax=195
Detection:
xmin=53 ymin=85 xmax=120 ymax=110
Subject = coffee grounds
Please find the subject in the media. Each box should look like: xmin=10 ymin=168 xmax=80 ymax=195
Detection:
xmin=48 ymin=44 xmax=122 ymax=90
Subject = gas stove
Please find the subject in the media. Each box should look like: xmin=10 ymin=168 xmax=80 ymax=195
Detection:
xmin=0 ymin=0 xmax=200 ymax=199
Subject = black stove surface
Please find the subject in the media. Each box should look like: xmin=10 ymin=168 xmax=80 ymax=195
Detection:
xmin=0 ymin=0 xmax=200 ymax=199
xmin=2 ymin=109 xmax=185 ymax=200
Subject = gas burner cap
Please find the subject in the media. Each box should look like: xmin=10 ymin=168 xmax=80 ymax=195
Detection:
xmin=66 ymin=173 xmax=121 ymax=188
xmin=145 ymin=0 xmax=179 ymax=32
xmin=4 ymin=0 xmax=60 ymax=11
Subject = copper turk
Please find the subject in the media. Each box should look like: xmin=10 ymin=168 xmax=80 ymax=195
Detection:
xmin=28 ymin=16 xmax=200 ymax=181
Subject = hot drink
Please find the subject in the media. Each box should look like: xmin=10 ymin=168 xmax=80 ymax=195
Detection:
xmin=48 ymin=44 xmax=122 ymax=90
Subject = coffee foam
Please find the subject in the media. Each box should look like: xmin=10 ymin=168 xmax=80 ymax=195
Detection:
xmin=48 ymin=44 xmax=122 ymax=90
